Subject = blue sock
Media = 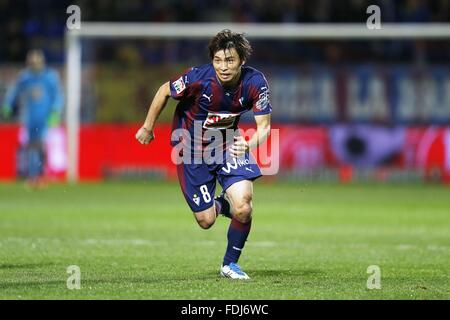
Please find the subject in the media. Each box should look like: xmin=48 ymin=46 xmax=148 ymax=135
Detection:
xmin=223 ymin=218 xmax=252 ymax=266
xmin=28 ymin=147 xmax=42 ymax=179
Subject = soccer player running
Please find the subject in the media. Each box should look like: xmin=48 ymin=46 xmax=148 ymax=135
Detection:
xmin=2 ymin=49 xmax=64 ymax=188
xmin=136 ymin=30 xmax=272 ymax=279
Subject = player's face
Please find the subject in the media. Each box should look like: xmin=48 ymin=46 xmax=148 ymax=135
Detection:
xmin=27 ymin=51 xmax=45 ymax=72
xmin=213 ymin=48 xmax=244 ymax=86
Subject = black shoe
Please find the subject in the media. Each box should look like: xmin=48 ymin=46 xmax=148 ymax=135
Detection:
xmin=214 ymin=193 xmax=232 ymax=219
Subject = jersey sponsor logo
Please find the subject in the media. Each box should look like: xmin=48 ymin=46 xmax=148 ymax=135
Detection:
xmin=173 ymin=76 xmax=186 ymax=94
xmin=255 ymin=86 xmax=269 ymax=111
xmin=31 ymin=86 xmax=43 ymax=100
xmin=203 ymin=112 xmax=239 ymax=130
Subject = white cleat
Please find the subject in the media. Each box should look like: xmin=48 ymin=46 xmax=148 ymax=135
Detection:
xmin=220 ymin=263 xmax=250 ymax=280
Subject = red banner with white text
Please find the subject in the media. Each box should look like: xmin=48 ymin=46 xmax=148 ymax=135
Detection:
xmin=1 ymin=124 xmax=449 ymax=183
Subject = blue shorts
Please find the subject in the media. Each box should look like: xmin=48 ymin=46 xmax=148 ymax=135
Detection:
xmin=177 ymin=152 xmax=262 ymax=212
xmin=27 ymin=124 xmax=48 ymax=143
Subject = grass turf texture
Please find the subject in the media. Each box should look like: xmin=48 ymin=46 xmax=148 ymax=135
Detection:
xmin=0 ymin=181 xmax=449 ymax=299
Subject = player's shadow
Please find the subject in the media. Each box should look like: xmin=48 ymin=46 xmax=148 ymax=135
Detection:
xmin=206 ymin=268 xmax=322 ymax=279
xmin=246 ymin=269 xmax=322 ymax=278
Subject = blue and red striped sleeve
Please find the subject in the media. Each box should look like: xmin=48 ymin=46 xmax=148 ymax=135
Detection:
xmin=249 ymin=73 xmax=272 ymax=116
xmin=169 ymin=67 xmax=200 ymax=100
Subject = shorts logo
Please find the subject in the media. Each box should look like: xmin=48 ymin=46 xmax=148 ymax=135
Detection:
xmin=173 ymin=76 xmax=186 ymax=94
xmin=203 ymin=112 xmax=239 ymax=130
xmin=192 ymin=194 xmax=200 ymax=206
xmin=222 ymin=157 xmax=250 ymax=174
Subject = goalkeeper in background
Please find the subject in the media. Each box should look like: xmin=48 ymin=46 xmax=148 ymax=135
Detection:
xmin=2 ymin=49 xmax=64 ymax=187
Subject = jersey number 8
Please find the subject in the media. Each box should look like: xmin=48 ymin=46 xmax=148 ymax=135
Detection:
xmin=200 ymin=185 xmax=212 ymax=203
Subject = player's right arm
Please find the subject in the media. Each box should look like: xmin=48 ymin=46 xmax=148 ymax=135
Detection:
xmin=2 ymin=72 xmax=24 ymax=120
xmin=135 ymin=81 xmax=171 ymax=145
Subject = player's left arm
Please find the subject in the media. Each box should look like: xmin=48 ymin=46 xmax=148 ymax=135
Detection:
xmin=231 ymin=72 xmax=272 ymax=158
xmin=48 ymin=70 xmax=64 ymax=126
xmin=231 ymin=114 xmax=271 ymax=157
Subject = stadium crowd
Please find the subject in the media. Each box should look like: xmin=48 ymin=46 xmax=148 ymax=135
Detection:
xmin=1 ymin=0 xmax=449 ymax=63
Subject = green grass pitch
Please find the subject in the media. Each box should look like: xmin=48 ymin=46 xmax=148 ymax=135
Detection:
xmin=0 ymin=180 xmax=449 ymax=299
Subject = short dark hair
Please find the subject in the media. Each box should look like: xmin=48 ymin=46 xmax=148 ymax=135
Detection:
xmin=208 ymin=29 xmax=252 ymax=62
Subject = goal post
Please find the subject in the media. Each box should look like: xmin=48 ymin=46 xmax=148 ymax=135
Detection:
xmin=65 ymin=22 xmax=450 ymax=182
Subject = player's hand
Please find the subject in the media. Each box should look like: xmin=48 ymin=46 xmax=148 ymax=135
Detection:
xmin=230 ymin=136 xmax=249 ymax=158
xmin=48 ymin=111 xmax=60 ymax=127
xmin=135 ymin=126 xmax=154 ymax=145
xmin=2 ymin=105 xmax=12 ymax=120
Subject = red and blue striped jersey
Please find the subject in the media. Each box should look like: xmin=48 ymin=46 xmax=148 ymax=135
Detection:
xmin=169 ymin=63 xmax=272 ymax=149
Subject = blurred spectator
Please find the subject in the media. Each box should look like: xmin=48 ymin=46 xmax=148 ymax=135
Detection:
xmin=0 ymin=0 xmax=449 ymax=64
xmin=401 ymin=0 xmax=430 ymax=22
